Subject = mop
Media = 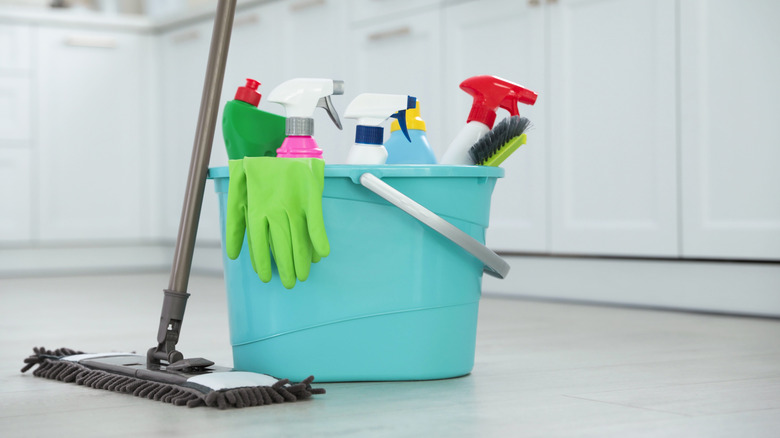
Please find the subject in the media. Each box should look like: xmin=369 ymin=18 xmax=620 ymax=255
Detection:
xmin=20 ymin=0 xmax=324 ymax=409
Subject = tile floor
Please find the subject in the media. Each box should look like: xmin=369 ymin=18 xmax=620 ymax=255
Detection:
xmin=1 ymin=273 xmax=779 ymax=437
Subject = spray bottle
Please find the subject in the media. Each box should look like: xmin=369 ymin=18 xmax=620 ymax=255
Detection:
xmin=440 ymin=75 xmax=537 ymax=165
xmin=267 ymin=78 xmax=345 ymax=159
xmin=222 ymin=79 xmax=286 ymax=159
xmin=344 ymin=94 xmax=416 ymax=165
xmin=384 ymin=100 xmax=436 ymax=164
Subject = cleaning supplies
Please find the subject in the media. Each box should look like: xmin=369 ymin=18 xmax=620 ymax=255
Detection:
xmin=233 ymin=78 xmax=338 ymax=288
xmin=440 ymin=75 xmax=537 ymax=165
xmin=385 ymin=100 xmax=437 ymax=164
xmin=223 ymin=79 xmax=287 ymax=273
xmin=222 ymin=78 xmax=286 ymax=159
xmin=267 ymin=78 xmax=345 ymax=159
xmin=469 ymin=116 xmax=532 ymax=167
xmin=344 ymin=93 xmax=416 ymax=165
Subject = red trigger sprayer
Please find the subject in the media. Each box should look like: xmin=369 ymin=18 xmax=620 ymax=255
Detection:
xmin=441 ymin=75 xmax=537 ymax=165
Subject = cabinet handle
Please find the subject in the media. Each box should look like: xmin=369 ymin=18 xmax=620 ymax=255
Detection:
xmin=528 ymin=0 xmax=541 ymax=6
xmin=171 ymin=30 xmax=200 ymax=44
xmin=367 ymin=26 xmax=412 ymax=42
xmin=63 ymin=36 xmax=117 ymax=49
xmin=290 ymin=0 xmax=325 ymax=12
xmin=234 ymin=13 xmax=260 ymax=28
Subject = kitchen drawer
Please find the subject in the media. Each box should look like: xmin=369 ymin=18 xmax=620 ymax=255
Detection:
xmin=347 ymin=0 xmax=443 ymax=23
xmin=0 ymin=76 xmax=31 ymax=143
xmin=0 ymin=23 xmax=32 ymax=71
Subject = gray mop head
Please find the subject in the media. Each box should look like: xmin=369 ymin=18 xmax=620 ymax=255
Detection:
xmin=22 ymin=347 xmax=325 ymax=409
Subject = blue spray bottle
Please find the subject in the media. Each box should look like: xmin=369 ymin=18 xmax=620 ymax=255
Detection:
xmin=385 ymin=100 xmax=437 ymax=164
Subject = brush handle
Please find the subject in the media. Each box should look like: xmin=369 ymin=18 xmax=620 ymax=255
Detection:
xmin=440 ymin=121 xmax=489 ymax=165
xmin=359 ymin=172 xmax=510 ymax=279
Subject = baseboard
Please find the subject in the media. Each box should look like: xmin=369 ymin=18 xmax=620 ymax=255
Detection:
xmin=190 ymin=244 xmax=224 ymax=276
xmin=5 ymin=246 xmax=778 ymax=318
xmin=482 ymin=255 xmax=780 ymax=318
xmin=0 ymin=241 xmax=225 ymax=279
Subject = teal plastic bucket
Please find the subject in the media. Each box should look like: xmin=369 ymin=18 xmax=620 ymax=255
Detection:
xmin=208 ymin=164 xmax=503 ymax=382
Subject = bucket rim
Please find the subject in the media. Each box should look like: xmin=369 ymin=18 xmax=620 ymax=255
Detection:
xmin=208 ymin=164 xmax=504 ymax=180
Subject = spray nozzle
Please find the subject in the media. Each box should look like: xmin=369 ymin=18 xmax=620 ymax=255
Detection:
xmin=459 ymin=75 xmax=538 ymax=128
xmin=317 ymin=95 xmax=342 ymax=130
xmin=268 ymin=78 xmax=345 ymax=135
xmin=345 ymin=94 xmax=416 ymax=145
xmin=389 ymin=96 xmax=417 ymax=142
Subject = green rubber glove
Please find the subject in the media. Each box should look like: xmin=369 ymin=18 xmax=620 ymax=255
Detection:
xmin=226 ymin=160 xmax=253 ymax=266
xmin=226 ymin=157 xmax=329 ymax=289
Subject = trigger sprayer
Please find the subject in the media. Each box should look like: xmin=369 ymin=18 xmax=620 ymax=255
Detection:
xmin=440 ymin=75 xmax=537 ymax=165
xmin=267 ymin=78 xmax=345 ymax=159
xmin=344 ymin=94 xmax=416 ymax=165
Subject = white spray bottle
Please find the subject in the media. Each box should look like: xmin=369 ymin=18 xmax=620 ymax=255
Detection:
xmin=440 ymin=75 xmax=537 ymax=165
xmin=344 ymin=94 xmax=416 ymax=165
xmin=267 ymin=78 xmax=344 ymax=159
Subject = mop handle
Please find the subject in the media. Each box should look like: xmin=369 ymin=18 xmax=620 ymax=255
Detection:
xmin=150 ymin=0 xmax=236 ymax=365
xmin=168 ymin=0 xmax=236 ymax=294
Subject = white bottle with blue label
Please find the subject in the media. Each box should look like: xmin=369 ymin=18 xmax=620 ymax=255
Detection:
xmin=345 ymin=94 xmax=415 ymax=165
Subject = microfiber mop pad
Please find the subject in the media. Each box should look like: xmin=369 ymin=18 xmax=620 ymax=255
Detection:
xmin=22 ymin=347 xmax=324 ymax=409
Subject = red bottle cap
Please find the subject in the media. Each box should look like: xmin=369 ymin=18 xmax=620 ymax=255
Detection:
xmin=235 ymin=78 xmax=261 ymax=107
xmin=460 ymin=75 xmax=537 ymax=128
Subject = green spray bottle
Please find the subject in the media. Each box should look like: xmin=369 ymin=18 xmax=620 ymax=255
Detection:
xmin=222 ymin=78 xmax=286 ymax=159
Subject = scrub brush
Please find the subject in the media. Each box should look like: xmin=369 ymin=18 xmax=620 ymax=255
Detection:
xmin=468 ymin=115 xmax=531 ymax=166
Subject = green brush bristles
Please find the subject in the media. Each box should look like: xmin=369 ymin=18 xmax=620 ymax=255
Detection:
xmin=469 ymin=116 xmax=531 ymax=167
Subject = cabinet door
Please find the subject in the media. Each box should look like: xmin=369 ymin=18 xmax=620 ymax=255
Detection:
xmin=0 ymin=23 xmax=31 ymax=71
xmin=0 ymin=148 xmax=32 ymax=242
xmin=159 ymin=21 xmax=213 ymax=241
xmin=444 ymin=0 xmax=547 ymax=252
xmin=549 ymin=0 xmax=678 ymax=257
xmin=680 ymin=0 xmax=780 ymax=261
xmin=348 ymin=10 xmax=443 ymax=163
xmin=36 ymin=28 xmax=151 ymax=241
xmin=0 ymin=77 xmax=31 ymax=144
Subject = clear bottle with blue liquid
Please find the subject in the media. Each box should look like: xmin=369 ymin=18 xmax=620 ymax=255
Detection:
xmin=384 ymin=101 xmax=437 ymax=164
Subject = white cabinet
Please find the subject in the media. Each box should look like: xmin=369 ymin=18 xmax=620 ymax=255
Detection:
xmin=548 ymin=0 xmax=678 ymax=257
xmin=0 ymin=76 xmax=31 ymax=144
xmin=348 ymin=9 xmax=444 ymax=161
xmin=159 ymin=20 xmax=213 ymax=241
xmin=680 ymin=0 xmax=780 ymax=261
xmin=443 ymin=0 xmax=547 ymax=252
xmin=0 ymin=148 xmax=32 ymax=242
xmin=36 ymin=27 xmax=153 ymax=241
xmin=0 ymin=23 xmax=32 ymax=146
xmin=0 ymin=23 xmax=31 ymax=71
